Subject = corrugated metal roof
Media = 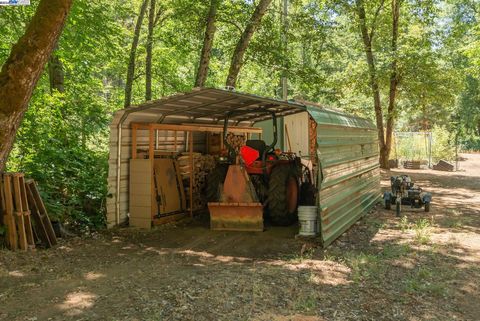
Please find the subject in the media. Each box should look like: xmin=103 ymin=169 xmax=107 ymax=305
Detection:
xmin=119 ymin=88 xmax=338 ymax=125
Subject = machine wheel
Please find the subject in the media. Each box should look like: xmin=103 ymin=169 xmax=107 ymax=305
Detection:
xmin=267 ymin=165 xmax=299 ymax=226
xmin=385 ymin=199 xmax=391 ymax=210
xmin=206 ymin=164 xmax=229 ymax=202
xmin=424 ymin=202 xmax=430 ymax=212
xmin=396 ymin=200 xmax=401 ymax=217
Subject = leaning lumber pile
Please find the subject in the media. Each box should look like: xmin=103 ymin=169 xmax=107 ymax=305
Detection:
xmin=432 ymin=160 xmax=454 ymax=171
xmin=0 ymin=173 xmax=57 ymax=250
xmin=177 ymin=153 xmax=216 ymax=210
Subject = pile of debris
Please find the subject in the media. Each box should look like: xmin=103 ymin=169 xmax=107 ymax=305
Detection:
xmin=0 ymin=173 xmax=57 ymax=250
xmin=432 ymin=159 xmax=454 ymax=172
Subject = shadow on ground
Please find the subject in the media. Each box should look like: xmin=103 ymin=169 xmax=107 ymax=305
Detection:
xmin=1 ymin=155 xmax=479 ymax=321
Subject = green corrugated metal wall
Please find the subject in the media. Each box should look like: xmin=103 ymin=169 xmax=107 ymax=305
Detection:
xmin=307 ymin=107 xmax=381 ymax=247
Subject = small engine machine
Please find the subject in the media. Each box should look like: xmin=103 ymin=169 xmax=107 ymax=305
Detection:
xmin=383 ymin=175 xmax=432 ymax=217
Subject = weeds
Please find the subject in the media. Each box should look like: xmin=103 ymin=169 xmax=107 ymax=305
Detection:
xmin=294 ymin=294 xmax=317 ymax=312
xmin=399 ymin=216 xmax=411 ymax=232
xmin=403 ymin=265 xmax=449 ymax=298
xmin=413 ymin=218 xmax=432 ymax=244
xmin=345 ymin=252 xmax=382 ymax=283
xmin=398 ymin=216 xmax=434 ymax=244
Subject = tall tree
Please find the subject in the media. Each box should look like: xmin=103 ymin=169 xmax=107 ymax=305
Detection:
xmin=195 ymin=0 xmax=221 ymax=87
xmin=355 ymin=0 xmax=387 ymax=166
xmin=225 ymin=0 xmax=273 ymax=88
xmin=124 ymin=0 xmax=149 ymax=107
xmin=355 ymin=0 xmax=402 ymax=168
xmin=385 ymin=0 xmax=401 ymax=164
xmin=145 ymin=0 xmax=156 ymax=101
xmin=0 ymin=0 xmax=73 ymax=171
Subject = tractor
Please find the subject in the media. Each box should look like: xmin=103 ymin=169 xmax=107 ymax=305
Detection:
xmin=206 ymin=109 xmax=314 ymax=228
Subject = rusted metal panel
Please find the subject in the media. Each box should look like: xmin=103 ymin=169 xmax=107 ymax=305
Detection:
xmin=307 ymin=107 xmax=380 ymax=247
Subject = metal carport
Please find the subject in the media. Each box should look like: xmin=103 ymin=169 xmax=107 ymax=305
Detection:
xmin=107 ymin=88 xmax=380 ymax=246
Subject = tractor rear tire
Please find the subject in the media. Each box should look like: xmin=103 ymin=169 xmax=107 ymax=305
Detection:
xmin=267 ymin=165 xmax=299 ymax=226
xmin=206 ymin=164 xmax=229 ymax=202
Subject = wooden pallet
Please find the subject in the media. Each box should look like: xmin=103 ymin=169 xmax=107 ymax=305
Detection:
xmin=0 ymin=173 xmax=57 ymax=250
xmin=25 ymin=179 xmax=57 ymax=247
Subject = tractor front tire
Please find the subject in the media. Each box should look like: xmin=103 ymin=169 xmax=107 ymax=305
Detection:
xmin=267 ymin=165 xmax=299 ymax=226
xmin=206 ymin=164 xmax=229 ymax=202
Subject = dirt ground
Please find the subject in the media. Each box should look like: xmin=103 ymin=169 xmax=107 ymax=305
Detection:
xmin=1 ymin=154 xmax=479 ymax=321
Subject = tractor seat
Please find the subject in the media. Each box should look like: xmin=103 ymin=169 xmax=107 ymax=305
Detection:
xmin=246 ymin=140 xmax=267 ymax=158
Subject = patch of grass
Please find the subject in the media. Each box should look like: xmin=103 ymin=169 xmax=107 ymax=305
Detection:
xmin=403 ymin=265 xmax=449 ymax=298
xmin=294 ymin=294 xmax=317 ymax=312
xmin=413 ymin=218 xmax=432 ymax=244
xmin=367 ymin=217 xmax=385 ymax=230
xmin=381 ymin=243 xmax=411 ymax=259
xmin=443 ymin=218 xmax=464 ymax=228
xmin=345 ymin=252 xmax=382 ymax=283
xmin=282 ymin=248 xmax=315 ymax=263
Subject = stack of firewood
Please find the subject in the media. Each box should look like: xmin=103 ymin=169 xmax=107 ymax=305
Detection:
xmin=176 ymin=153 xmax=216 ymax=210
xmin=0 ymin=173 xmax=57 ymax=250
xmin=226 ymin=133 xmax=246 ymax=152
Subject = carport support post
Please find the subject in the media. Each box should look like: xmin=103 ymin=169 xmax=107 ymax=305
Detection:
xmin=132 ymin=124 xmax=137 ymax=159
xmin=189 ymin=131 xmax=194 ymax=217
xmin=149 ymin=126 xmax=155 ymax=220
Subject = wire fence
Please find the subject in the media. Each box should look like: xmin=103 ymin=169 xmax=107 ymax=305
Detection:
xmin=393 ymin=132 xmax=432 ymax=167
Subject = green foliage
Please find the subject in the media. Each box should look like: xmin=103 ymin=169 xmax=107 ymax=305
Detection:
xmin=431 ymin=125 xmax=456 ymax=162
xmin=394 ymin=132 xmax=431 ymax=161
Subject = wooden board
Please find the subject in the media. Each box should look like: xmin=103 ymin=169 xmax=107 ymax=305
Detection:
xmin=153 ymin=158 xmax=183 ymax=216
xmin=25 ymin=180 xmax=57 ymax=246
xmin=25 ymin=181 xmax=52 ymax=248
xmin=2 ymin=175 xmax=18 ymax=250
xmin=18 ymin=176 xmax=35 ymax=247
xmin=11 ymin=175 xmax=28 ymax=250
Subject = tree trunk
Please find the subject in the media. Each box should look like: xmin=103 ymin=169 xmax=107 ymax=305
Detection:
xmin=225 ymin=0 xmax=273 ymax=88
xmin=355 ymin=0 xmax=388 ymax=168
xmin=385 ymin=0 xmax=401 ymax=165
xmin=145 ymin=0 xmax=156 ymax=101
xmin=125 ymin=0 xmax=149 ymax=107
xmin=48 ymin=52 xmax=65 ymax=93
xmin=0 ymin=0 xmax=73 ymax=171
xmin=195 ymin=0 xmax=221 ymax=88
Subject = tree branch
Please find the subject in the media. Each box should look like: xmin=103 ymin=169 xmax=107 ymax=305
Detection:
xmin=369 ymin=0 xmax=385 ymax=43
xmin=217 ymin=18 xmax=243 ymax=34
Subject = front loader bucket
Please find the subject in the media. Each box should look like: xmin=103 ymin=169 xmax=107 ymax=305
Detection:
xmin=208 ymin=202 xmax=264 ymax=231
xmin=208 ymin=165 xmax=264 ymax=232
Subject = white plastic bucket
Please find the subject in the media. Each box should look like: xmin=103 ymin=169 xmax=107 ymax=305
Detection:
xmin=298 ymin=206 xmax=318 ymax=237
